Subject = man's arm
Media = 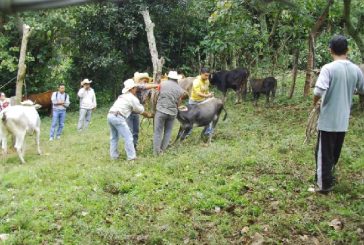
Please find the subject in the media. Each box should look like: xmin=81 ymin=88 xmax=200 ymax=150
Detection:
xmin=77 ymin=88 xmax=85 ymax=98
xmin=356 ymin=67 xmax=364 ymax=94
xmin=313 ymin=87 xmax=325 ymax=106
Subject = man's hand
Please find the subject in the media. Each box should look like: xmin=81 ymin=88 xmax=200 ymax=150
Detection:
xmin=142 ymin=111 xmax=154 ymax=118
xmin=313 ymin=95 xmax=321 ymax=107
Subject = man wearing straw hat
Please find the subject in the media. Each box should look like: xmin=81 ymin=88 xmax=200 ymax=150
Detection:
xmin=77 ymin=78 xmax=97 ymax=131
xmin=313 ymin=35 xmax=364 ymax=194
xmin=107 ymin=79 xmax=153 ymax=161
xmin=153 ymin=71 xmax=186 ymax=155
xmin=127 ymin=72 xmax=158 ymax=151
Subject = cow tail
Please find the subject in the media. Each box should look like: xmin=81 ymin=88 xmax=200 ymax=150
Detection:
xmin=222 ymin=106 xmax=228 ymax=121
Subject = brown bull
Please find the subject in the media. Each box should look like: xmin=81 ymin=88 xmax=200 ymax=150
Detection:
xmin=23 ymin=91 xmax=53 ymax=114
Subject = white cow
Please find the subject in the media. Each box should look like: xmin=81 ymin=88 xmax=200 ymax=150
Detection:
xmin=0 ymin=100 xmax=42 ymax=164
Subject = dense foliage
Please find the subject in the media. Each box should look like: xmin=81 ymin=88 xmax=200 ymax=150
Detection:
xmin=0 ymin=0 xmax=363 ymax=106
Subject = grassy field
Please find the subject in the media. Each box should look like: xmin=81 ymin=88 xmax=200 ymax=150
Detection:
xmin=0 ymin=76 xmax=363 ymax=244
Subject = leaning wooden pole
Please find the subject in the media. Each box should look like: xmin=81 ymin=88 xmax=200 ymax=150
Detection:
xmin=140 ymin=9 xmax=164 ymax=116
xmin=141 ymin=9 xmax=164 ymax=84
xmin=15 ymin=24 xmax=32 ymax=105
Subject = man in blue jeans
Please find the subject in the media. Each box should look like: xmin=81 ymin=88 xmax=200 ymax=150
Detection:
xmin=50 ymin=84 xmax=70 ymax=141
xmin=108 ymin=79 xmax=153 ymax=161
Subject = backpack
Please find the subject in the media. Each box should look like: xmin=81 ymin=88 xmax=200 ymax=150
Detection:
xmin=55 ymin=92 xmax=68 ymax=107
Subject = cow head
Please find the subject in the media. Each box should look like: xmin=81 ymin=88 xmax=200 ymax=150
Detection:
xmin=21 ymin=100 xmax=42 ymax=109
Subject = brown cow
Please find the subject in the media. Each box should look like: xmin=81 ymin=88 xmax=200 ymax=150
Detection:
xmin=23 ymin=91 xmax=53 ymax=114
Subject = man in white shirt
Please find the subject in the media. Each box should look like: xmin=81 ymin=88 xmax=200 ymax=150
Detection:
xmin=108 ymin=79 xmax=153 ymax=161
xmin=77 ymin=78 xmax=97 ymax=131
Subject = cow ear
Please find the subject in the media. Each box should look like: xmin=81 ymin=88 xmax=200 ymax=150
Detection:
xmin=35 ymin=104 xmax=42 ymax=110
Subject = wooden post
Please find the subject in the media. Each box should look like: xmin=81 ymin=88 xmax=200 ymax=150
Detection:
xmin=15 ymin=24 xmax=32 ymax=105
xmin=289 ymin=48 xmax=300 ymax=99
xmin=140 ymin=9 xmax=164 ymax=84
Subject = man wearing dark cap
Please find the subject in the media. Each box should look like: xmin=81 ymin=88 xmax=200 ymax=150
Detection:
xmin=313 ymin=35 xmax=364 ymax=194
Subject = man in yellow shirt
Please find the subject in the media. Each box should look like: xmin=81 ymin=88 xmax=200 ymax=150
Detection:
xmin=189 ymin=67 xmax=213 ymax=104
xmin=186 ymin=67 xmax=214 ymax=137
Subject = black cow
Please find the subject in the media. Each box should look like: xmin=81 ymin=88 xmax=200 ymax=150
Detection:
xmin=175 ymin=98 xmax=227 ymax=145
xmin=210 ymin=68 xmax=250 ymax=104
xmin=249 ymin=77 xmax=277 ymax=106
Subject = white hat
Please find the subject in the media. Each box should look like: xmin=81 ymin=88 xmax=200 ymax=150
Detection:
xmin=133 ymin=72 xmax=151 ymax=83
xmin=122 ymin=79 xmax=137 ymax=94
xmin=81 ymin=78 xmax=92 ymax=86
xmin=167 ymin=71 xmax=182 ymax=80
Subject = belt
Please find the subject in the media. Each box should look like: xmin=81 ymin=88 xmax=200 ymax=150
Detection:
xmin=109 ymin=111 xmax=126 ymax=119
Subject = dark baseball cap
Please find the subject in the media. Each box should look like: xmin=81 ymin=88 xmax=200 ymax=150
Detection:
xmin=329 ymin=35 xmax=348 ymax=55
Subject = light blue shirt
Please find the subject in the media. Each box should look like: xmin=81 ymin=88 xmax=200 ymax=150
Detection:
xmin=314 ymin=60 xmax=364 ymax=132
xmin=51 ymin=92 xmax=70 ymax=111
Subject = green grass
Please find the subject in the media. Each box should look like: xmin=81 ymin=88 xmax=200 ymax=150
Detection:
xmin=0 ymin=75 xmax=363 ymax=244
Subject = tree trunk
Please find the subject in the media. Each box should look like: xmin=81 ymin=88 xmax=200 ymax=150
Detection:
xmin=303 ymin=0 xmax=334 ymax=97
xmin=231 ymin=50 xmax=238 ymax=69
xmin=141 ymin=9 xmax=164 ymax=84
xmin=343 ymin=0 xmax=364 ymax=63
xmin=15 ymin=24 xmax=32 ymax=105
xmin=289 ymin=48 xmax=300 ymax=99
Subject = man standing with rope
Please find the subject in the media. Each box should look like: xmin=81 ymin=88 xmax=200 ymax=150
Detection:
xmin=313 ymin=35 xmax=364 ymax=194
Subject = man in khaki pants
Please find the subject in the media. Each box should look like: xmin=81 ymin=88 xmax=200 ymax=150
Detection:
xmin=77 ymin=78 xmax=97 ymax=131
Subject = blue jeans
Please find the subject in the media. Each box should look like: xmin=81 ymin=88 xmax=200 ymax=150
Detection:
xmin=50 ymin=109 xmax=66 ymax=138
xmin=127 ymin=113 xmax=140 ymax=147
xmin=78 ymin=108 xmax=92 ymax=131
xmin=107 ymin=114 xmax=136 ymax=160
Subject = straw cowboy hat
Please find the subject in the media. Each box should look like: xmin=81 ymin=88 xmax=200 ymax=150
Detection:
xmin=122 ymin=79 xmax=137 ymax=94
xmin=81 ymin=78 xmax=92 ymax=86
xmin=133 ymin=72 xmax=151 ymax=83
xmin=167 ymin=71 xmax=182 ymax=80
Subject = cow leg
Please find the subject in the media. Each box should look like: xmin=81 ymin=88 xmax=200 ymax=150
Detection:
xmin=35 ymin=128 xmax=42 ymax=155
xmin=174 ymin=126 xmax=184 ymax=144
xmin=1 ymin=133 xmax=7 ymax=155
xmin=242 ymin=83 xmax=247 ymax=101
xmin=253 ymin=93 xmax=258 ymax=107
xmin=265 ymin=92 xmax=270 ymax=108
xmin=180 ymin=126 xmax=192 ymax=141
xmin=14 ymin=133 xmax=26 ymax=164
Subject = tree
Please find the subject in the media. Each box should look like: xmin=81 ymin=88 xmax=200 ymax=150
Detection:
xmin=303 ymin=0 xmax=334 ymax=97
xmin=15 ymin=24 xmax=32 ymax=104
xmin=343 ymin=0 xmax=364 ymax=63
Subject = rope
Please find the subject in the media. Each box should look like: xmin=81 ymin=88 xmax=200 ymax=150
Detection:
xmin=0 ymin=76 xmax=17 ymax=90
xmin=304 ymin=104 xmax=320 ymax=144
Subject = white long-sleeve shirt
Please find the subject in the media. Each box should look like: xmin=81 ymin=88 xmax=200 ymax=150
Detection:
xmin=77 ymin=88 xmax=96 ymax=109
xmin=109 ymin=92 xmax=144 ymax=118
